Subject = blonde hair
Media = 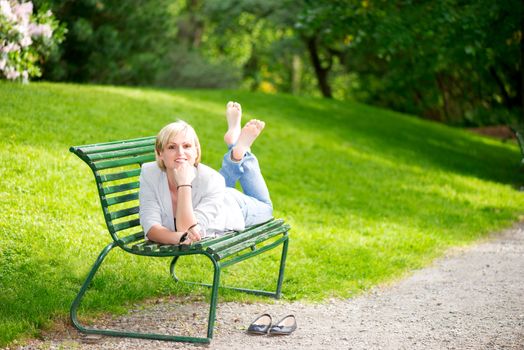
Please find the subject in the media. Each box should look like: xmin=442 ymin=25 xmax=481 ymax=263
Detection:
xmin=155 ymin=120 xmax=201 ymax=171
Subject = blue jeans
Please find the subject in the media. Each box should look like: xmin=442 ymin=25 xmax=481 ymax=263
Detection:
xmin=219 ymin=149 xmax=273 ymax=226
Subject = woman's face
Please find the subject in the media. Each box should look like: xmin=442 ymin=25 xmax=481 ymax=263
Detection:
xmin=159 ymin=130 xmax=198 ymax=170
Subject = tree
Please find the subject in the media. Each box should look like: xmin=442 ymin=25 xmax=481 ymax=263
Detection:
xmin=293 ymin=0 xmax=368 ymax=98
xmin=346 ymin=0 xmax=523 ymax=125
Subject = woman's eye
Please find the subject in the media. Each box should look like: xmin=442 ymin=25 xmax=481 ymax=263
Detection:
xmin=183 ymin=144 xmax=192 ymax=149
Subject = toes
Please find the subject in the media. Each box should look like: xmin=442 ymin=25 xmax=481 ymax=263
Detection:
xmin=245 ymin=119 xmax=257 ymax=127
xmin=243 ymin=119 xmax=265 ymax=132
xmin=248 ymin=119 xmax=264 ymax=129
xmin=226 ymin=101 xmax=242 ymax=117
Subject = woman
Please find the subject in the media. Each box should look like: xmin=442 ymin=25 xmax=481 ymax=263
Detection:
xmin=139 ymin=102 xmax=273 ymax=245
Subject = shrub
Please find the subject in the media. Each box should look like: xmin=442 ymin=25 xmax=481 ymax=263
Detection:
xmin=0 ymin=0 xmax=64 ymax=82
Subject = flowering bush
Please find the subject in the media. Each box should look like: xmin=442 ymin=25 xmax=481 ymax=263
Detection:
xmin=0 ymin=1 xmax=64 ymax=82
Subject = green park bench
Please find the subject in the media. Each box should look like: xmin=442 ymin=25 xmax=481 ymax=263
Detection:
xmin=511 ymin=127 xmax=524 ymax=165
xmin=69 ymin=136 xmax=290 ymax=343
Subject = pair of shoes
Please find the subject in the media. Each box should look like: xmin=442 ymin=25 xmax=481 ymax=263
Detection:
xmin=247 ymin=314 xmax=297 ymax=335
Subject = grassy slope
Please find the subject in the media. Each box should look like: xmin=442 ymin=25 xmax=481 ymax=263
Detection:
xmin=0 ymin=81 xmax=523 ymax=345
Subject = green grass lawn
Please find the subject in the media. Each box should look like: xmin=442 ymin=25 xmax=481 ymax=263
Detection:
xmin=1 ymin=81 xmax=523 ymax=346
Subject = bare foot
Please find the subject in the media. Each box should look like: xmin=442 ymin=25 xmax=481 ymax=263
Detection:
xmin=224 ymin=101 xmax=242 ymax=145
xmin=232 ymin=119 xmax=265 ymax=161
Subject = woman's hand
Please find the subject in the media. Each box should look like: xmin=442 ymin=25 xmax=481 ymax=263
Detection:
xmin=173 ymin=162 xmax=196 ymax=186
xmin=178 ymin=224 xmax=202 ymax=244
xmin=187 ymin=223 xmax=202 ymax=242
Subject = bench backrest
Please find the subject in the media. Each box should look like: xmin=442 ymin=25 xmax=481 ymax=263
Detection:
xmin=70 ymin=136 xmax=156 ymax=244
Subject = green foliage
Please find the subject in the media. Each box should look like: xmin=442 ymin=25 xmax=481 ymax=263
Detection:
xmin=33 ymin=0 xmax=238 ymax=88
xmin=197 ymin=0 xmax=309 ymax=93
xmin=40 ymin=0 xmax=178 ymax=84
xmin=1 ymin=82 xmax=524 ymax=346
xmin=347 ymin=0 xmax=523 ymax=125
xmin=156 ymin=46 xmax=240 ymax=88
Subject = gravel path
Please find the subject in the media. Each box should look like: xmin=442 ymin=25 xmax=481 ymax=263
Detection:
xmin=12 ymin=223 xmax=524 ymax=350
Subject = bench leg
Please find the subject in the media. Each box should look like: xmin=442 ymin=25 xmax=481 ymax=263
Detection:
xmin=275 ymin=236 xmax=289 ymax=299
xmin=168 ymin=253 xmax=221 ymax=339
xmin=207 ymin=255 xmax=221 ymax=339
xmin=170 ymin=235 xmax=289 ymax=299
xmin=70 ymin=242 xmax=210 ymax=343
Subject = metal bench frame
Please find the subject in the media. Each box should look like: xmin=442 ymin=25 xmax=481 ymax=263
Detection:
xmin=511 ymin=127 xmax=524 ymax=165
xmin=69 ymin=136 xmax=290 ymax=344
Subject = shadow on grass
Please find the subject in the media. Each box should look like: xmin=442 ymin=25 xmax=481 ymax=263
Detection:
xmin=177 ymin=91 xmax=520 ymax=188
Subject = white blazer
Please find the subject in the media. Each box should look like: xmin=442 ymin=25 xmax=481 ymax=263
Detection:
xmin=139 ymin=162 xmax=245 ymax=239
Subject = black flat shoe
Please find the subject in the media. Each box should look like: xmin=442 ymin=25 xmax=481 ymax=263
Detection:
xmin=269 ymin=314 xmax=297 ymax=335
xmin=247 ymin=313 xmax=272 ymax=335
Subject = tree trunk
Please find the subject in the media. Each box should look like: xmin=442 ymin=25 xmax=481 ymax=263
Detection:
xmin=436 ymin=73 xmax=450 ymax=122
xmin=305 ymin=37 xmax=333 ymax=98
xmin=489 ymin=66 xmax=512 ymax=108
xmin=292 ymin=54 xmax=302 ymax=95
xmin=178 ymin=0 xmax=204 ymax=49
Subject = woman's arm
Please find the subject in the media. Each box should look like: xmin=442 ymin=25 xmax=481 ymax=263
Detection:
xmin=174 ymin=185 xmax=198 ymax=232
xmin=177 ymin=166 xmax=226 ymax=239
xmin=172 ymin=163 xmax=198 ymax=234
xmin=139 ymin=165 xmax=163 ymax=239
xmin=146 ymin=224 xmax=191 ymax=245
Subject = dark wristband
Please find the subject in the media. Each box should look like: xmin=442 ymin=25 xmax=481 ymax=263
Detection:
xmin=177 ymin=184 xmax=192 ymax=190
xmin=179 ymin=232 xmax=188 ymax=243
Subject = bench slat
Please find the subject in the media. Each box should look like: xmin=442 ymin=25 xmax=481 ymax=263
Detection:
xmin=102 ymin=181 xmax=140 ymax=195
xmin=111 ymin=218 xmax=141 ymax=233
xmin=104 ymin=192 xmax=139 ymax=206
xmin=131 ymin=241 xmax=185 ymax=253
xmin=143 ymin=242 xmax=161 ymax=252
xmin=117 ymin=232 xmax=145 ymax=245
xmin=88 ymin=146 xmax=155 ymax=161
xmin=131 ymin=241 xmax=161 ymax=252
xmin=159 ymin=244 xmax=182 ymax=252
xmin=108 ymin=206 xmax=139 ymax=220
xmin=93 ymin=154 xmax=155 ymax=170
xmin=131 ymin=241 xmax=149 ymax=251
xmin=190 ymin=231 xmax=238 ymax=250
xmin=72 ymin=137 xmax=155 ymax=155
xmin=98 ymin=168 xmax=142 ymax=182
